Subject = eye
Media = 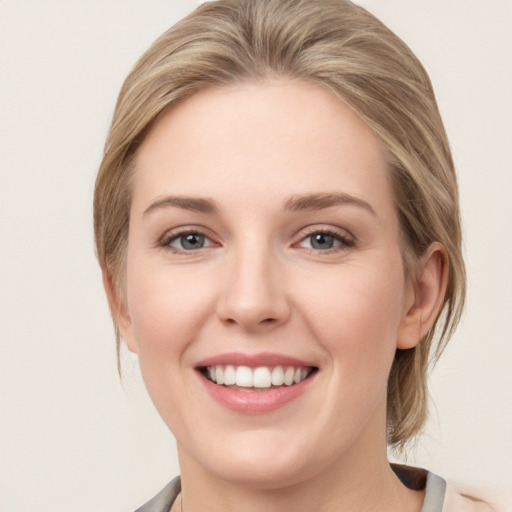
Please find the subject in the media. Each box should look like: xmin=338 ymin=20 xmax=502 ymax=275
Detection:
xmin=161 ymin=230 xmax=216 ymax=253
xmin=306 ymin=233 xmax=338 ymax=250
xmin=298 ymin=229 xmax=354 ymax=252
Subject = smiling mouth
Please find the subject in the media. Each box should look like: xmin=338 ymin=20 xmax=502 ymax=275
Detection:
xmin=199 ymin=365 xmax=318 ymax=390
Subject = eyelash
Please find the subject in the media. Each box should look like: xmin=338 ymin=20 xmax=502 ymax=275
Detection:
xmin=159 ymin=227 xmax=216 ymax=254
xmin=295 ymin=227 xmax=355 ymax=254
xmin=159 ymin=226 xmax=355 ymax=254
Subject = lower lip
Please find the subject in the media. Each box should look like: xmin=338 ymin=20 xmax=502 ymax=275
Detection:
xmin=198 ymin=372 xmax=315 ymax=414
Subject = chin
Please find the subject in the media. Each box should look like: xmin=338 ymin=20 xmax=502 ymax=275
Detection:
xmin=210 ymin=455 xmax=313 ymax=490
xmin=182 ymin=428 xmax=334 ymax=491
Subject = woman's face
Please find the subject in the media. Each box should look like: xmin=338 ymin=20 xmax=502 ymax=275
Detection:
xmin=119 ymin=81 xmax=416 ymax=487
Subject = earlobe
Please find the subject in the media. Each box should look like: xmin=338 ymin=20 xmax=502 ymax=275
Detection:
xmin=101 ymin=268 xmax=138 ymax=354
xmin=397 ymin=243 xmax=448 ymax=350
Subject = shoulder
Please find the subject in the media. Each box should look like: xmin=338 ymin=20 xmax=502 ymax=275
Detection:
xmin=396 ymin=465 xmax=501 ymax=512
xmin=444 ymin=483 xmax=500 ymax=512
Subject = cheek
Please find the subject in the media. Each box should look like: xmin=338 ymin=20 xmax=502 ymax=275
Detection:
xmin=298 ymin=258 xmax=405 ymax=378
xmin=125 ymin=259 xmax=215 ymax=359
xmin=124 ymin=261 xmax=219 ymax=429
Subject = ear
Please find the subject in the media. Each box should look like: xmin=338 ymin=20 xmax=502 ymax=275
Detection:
xmin=397 ymin=243 xmax=448 ymax=350
xmin=101 ymin=267 xmax=138 ymax=354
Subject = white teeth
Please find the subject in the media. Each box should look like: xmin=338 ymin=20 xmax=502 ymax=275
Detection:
xmin=216 ymin=366 xmax=224 ymax=385
xmin=271 ymin=366 xmax=285 ymax=386
xmin=284 ymin=367 xmax=295 ymax=386
xmin=224 ymin=365 xmax=236 ymax=385
xmin=206 ymin=365 xmax=313 ymax=388
xmin=254 ymin=367 xmax=272 ymax=388
xmin=235 ymin=366 xmax=253 ymax=387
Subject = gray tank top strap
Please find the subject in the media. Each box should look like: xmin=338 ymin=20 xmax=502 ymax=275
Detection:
xmin=421 ymin=472 xmax=447 ymax=512
xmin=134 ymin=476 xmax=181 ymax=512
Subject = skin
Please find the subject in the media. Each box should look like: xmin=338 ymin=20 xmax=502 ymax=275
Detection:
xmin=105 ymin=81 xmax=446 ymax=512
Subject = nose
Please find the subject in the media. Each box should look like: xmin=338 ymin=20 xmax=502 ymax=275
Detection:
xmin=216 ymin=245 xmax=291 ymax=332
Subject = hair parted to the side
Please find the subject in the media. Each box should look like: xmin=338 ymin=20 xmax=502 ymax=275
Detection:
xmin=94 ymin=0 xmax=465 ymax=450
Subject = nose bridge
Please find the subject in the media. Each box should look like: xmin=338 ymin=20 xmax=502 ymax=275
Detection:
xmin=218 ymin=235 xmax=289 ymax=330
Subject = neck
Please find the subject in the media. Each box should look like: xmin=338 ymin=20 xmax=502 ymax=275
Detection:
xmin=176 ymin=434 xmax=424 ymax=512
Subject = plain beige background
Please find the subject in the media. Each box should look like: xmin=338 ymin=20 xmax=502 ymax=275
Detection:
xmin=1 ymin=1 xmax=511 ymax=511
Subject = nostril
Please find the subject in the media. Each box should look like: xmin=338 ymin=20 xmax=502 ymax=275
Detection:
xmin=222 ymin=316 xmax=278 ymax=328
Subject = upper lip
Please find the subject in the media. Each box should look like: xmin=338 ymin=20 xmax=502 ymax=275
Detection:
xmin=195 ymin=352 xmax=317 ymax=368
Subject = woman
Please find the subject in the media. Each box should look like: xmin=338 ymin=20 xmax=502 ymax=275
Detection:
xmin=94 ymin=0 xmax=493 ymax=510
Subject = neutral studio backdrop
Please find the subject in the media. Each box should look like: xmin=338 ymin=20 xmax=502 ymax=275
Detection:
xmin=1 ymin=1 xmax=511 ymax=511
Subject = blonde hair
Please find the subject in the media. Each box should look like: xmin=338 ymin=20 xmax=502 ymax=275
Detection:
xmin=94 ymin=0 xmax=465 ymax=450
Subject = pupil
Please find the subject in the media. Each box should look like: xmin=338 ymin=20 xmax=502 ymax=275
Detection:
xmin=312 ymin=233 xmax=334 ymax=249
xmin=182 ymin=233 xmax=204 ymax=250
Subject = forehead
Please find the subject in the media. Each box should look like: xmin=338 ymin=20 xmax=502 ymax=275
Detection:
xmin=132 ymin=80 xmax=395 ymax=219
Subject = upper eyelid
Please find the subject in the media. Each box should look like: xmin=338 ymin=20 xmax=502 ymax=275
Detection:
xmin=160 ymin=225 xmax=215 ymax=240
xmin=158 ymin=226 xmax=219 ymax=251
xmin=294 ymin=224 xmax=354 ymax=241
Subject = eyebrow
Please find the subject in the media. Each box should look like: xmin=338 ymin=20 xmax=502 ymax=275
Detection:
xmin=143 ymin=196 xmax=219 ymax=216
xmin=284 ymin=192 xmax=376 ymax=216
xmin=143 ymin=191 xmax=376 ymax=217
